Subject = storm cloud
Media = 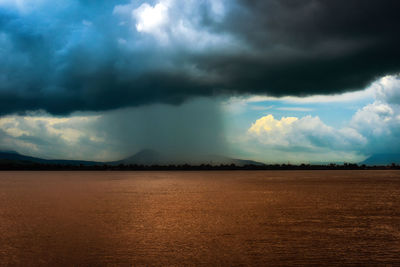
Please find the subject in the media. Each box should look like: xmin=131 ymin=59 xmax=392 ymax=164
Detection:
xmin=1 ymin=0 xmax=400 ymax=114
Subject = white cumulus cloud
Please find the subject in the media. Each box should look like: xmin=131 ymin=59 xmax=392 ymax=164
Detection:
xmin=248 ymin=115 xmax=366 ymax=150
xmin=374 ymin=75 xmax=400 ymax=104
xmin=113 ymin=0 xmax=236 ymax=49
xmin=133 ymin=1 xmax=170 ymax=43
xmin=243 ymin=75 xmax=400 ymax=161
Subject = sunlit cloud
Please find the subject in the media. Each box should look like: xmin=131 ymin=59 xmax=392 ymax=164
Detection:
xmin=235 ymin=75 xmax=400 ymax=162
xmin=114 ymin=0 xmax=236 ymax=49
xmin=0 ymin=113 xmax=105 ymax=159
xmin=248 ymin=114 xmax=366 ymax=150
xmin=133 ymin=1 xmax=170 ymax=42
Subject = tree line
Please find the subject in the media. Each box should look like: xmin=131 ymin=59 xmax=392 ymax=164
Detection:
xmin=0 ymin=162 xmax=399 ymax=171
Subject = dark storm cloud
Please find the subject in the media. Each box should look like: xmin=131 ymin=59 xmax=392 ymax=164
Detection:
xmin=0 ymin=0 xmax=400 ymax=114
xmin=216 ymin=0 xmax=400 ymax=95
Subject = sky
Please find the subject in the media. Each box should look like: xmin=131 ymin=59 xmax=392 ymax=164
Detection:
xmin=0 ymin=0 xmax=400 ymax=163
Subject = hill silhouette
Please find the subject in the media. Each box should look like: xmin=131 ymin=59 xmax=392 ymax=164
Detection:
xmin=110 ymin=149 xmax=265 ymax=166
xmin=0 ymin=151 xmax=99 ymax=166
xmin=361 ymin=154 xmax=400 ymax=165
xmin=1 ymin=150 xmax=399 ymax=170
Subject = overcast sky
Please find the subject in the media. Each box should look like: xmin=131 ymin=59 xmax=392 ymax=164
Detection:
xmin=1 ymin=0 xmax=400 ymax=163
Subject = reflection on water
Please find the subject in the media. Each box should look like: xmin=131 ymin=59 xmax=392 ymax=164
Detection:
xmin=0 ymin=171 xmax=400 ymax=265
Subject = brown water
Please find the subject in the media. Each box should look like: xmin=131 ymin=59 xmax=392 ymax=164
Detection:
xmin=0 ymin=171 xmax=399 ymax=266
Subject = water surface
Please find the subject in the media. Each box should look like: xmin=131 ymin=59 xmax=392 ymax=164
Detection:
xmin=0 ymin=171 xmax=399 ymax=265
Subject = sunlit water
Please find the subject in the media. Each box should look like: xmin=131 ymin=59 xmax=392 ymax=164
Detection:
xmin=0 ymin=171 xmax=399 ymax=265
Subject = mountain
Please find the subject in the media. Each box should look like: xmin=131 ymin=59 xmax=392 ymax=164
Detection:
xmin=0 ymin=149 xmax=265 ymax=167
xmin=111 ymin=149 xmax=165 ymax=165
xmin=360 ymin=154 xmax=400 ymax=166
xmin=111 ymin=149 xmax=265 ymax=166
xmin=199 ymin=154 xmax=264 ymax=166
xmin=0 ymin=151 xmax=100 ymax=166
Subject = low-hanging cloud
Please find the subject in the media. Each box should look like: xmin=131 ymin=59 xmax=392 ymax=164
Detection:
xmin=0 ymin=98 xmax=227 ymax=161
xmin=0 ymin=0 xmax=400 ymax=115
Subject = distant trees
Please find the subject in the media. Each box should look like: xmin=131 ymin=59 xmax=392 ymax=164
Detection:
xmin=0 ymin=162 xmax=399 ymax=171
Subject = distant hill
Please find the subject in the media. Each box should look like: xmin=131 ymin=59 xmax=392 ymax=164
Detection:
xmin=199 ymin=154 xmax=265 ymax=166
xmin=110 ymin=149 xmax=165 ymax=165
xmin=361 ymin=154 xmax=400 ymax=166
xmin=0 ymin=150 xmax=265 ymax=167
xmin=111 ymin=149 xmax=265 ymax=166
xmin=0 ymin=151 xmax=100 ymax=166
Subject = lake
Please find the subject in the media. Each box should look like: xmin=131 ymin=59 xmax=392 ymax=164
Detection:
xmin=0 ymin=171 xmax=399 ymax=265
